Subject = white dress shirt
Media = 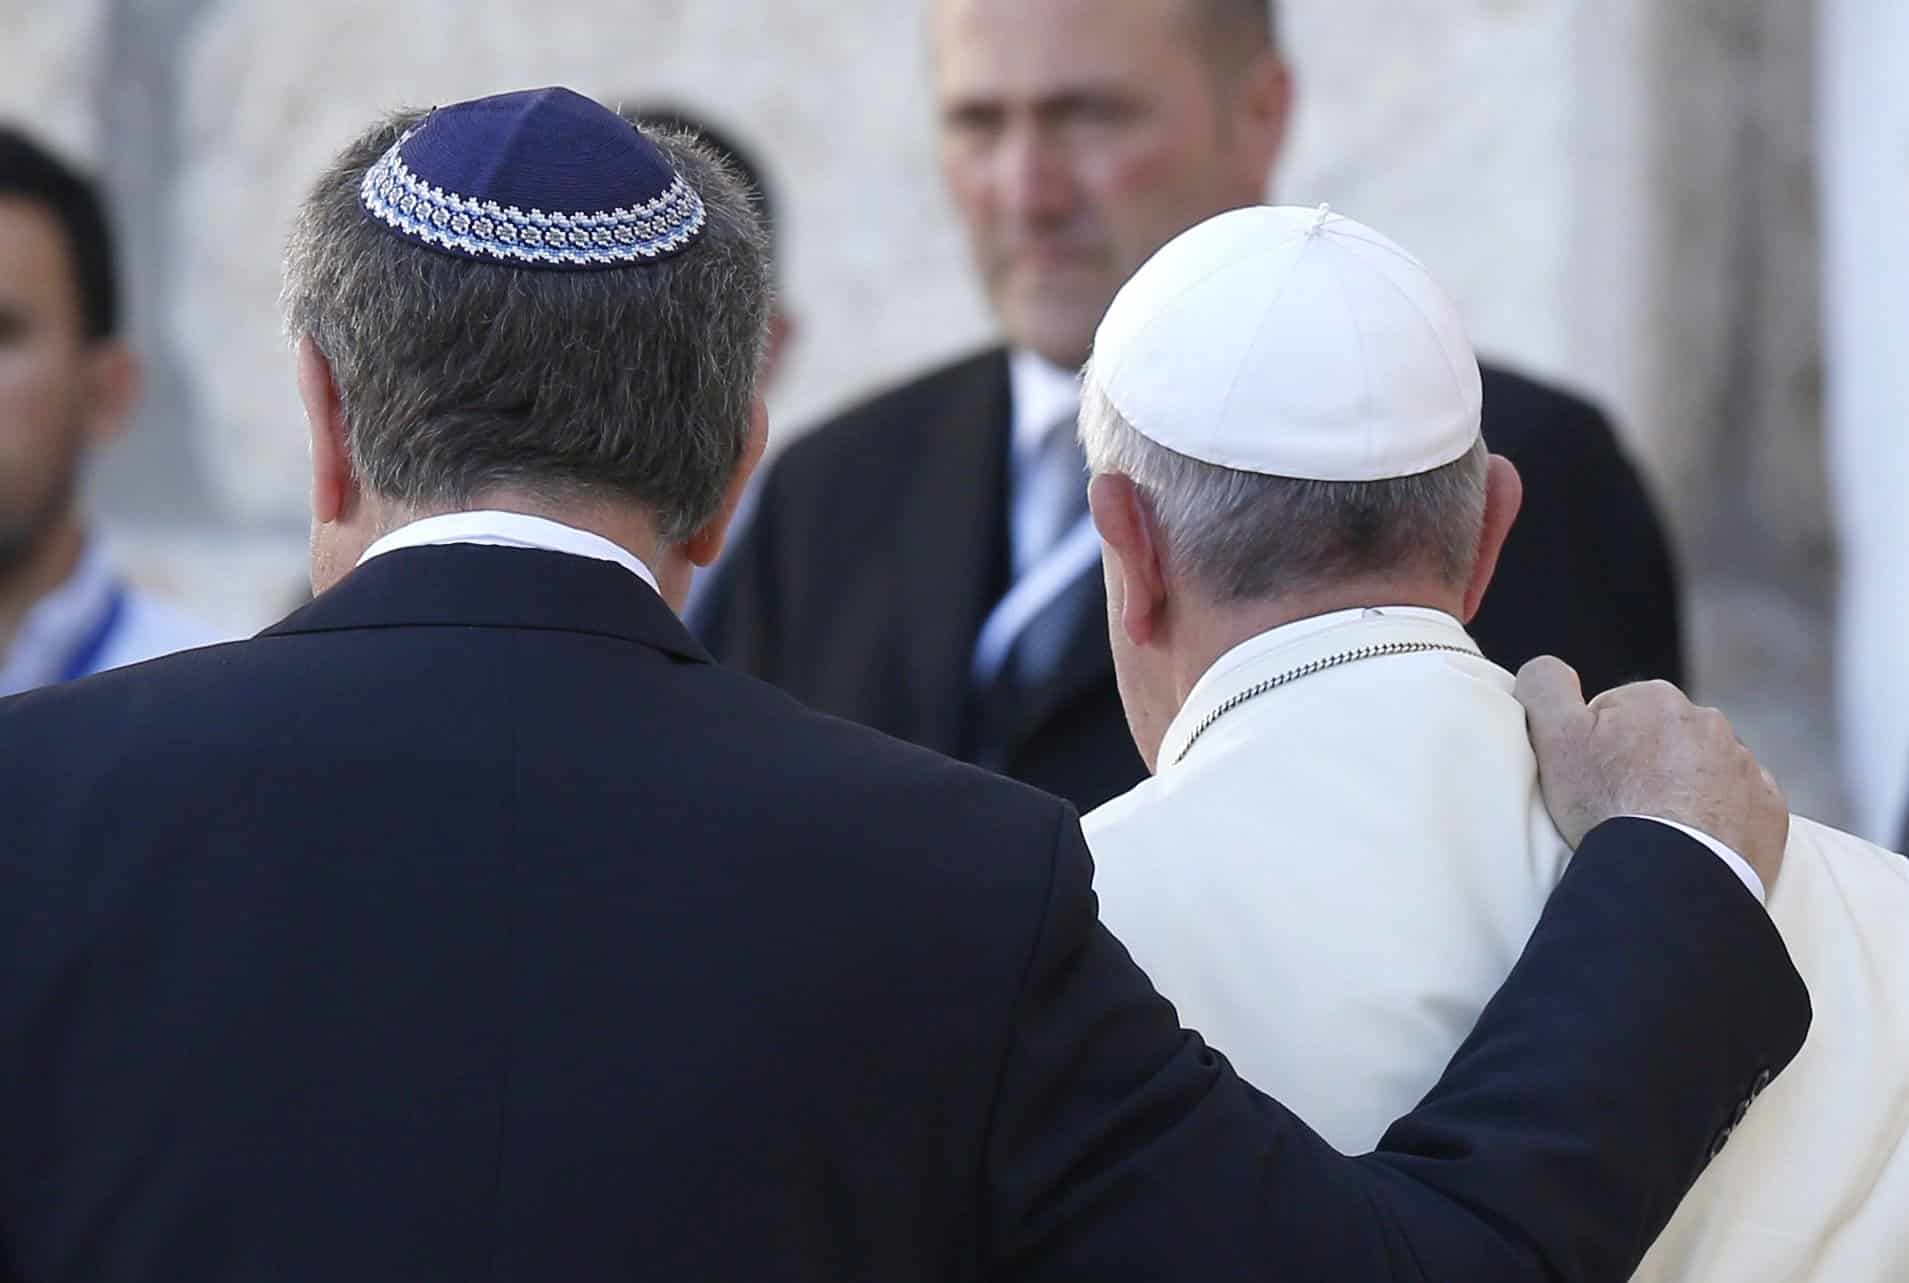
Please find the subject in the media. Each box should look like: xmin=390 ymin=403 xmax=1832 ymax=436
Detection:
xmin=1006 ymin=352 xmax=1090 ymax=580
xmin=1007 ymin=348 xmax=1084 ymax=459
xmin=358 ymin=510 xmax=661 ymax=595
xmin=0 ymin=539 xmax=228 ymax=697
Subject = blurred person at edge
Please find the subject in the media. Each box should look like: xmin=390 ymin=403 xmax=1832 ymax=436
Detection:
xmin=0 ymin=126 xmax=224 ymax=695
xmin=614 ymin=101 xmax=797 ymax=632
xmin=701 ymin=0 xmax=1684 ymax=814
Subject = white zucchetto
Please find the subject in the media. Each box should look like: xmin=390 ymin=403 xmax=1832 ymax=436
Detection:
xmin=1090 ymin=205 xmax=1483 ymax=481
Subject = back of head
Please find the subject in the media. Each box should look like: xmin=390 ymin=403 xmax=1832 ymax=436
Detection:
xmin=281 ymin=87 xmax=771 ymax=544
xmin=1080 ymin=205 xmax=1488 ymax=604
xmin=0 ymin=125 xmax=119 ymax=341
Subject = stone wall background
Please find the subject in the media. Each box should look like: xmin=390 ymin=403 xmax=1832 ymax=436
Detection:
xmin=1822 ymin=0 xmax=1909 ymax=843
xmin=3 ymin=0 xmax=1849 ymax=824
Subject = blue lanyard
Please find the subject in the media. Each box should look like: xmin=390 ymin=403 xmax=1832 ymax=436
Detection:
xmin=59 ymin=585 xmax=128 ymax=683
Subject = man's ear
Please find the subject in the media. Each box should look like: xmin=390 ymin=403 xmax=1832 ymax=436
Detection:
xmin=297 ymin=338 xmax=356 ymax=526
xmin=683 ymin=394 xmax=770 ymax=568
xmin=1089 ymin=472 xmax=1169 ymax=648
xmin=79 ymin=340 xmax=142 ymax=447
xmin=1461 ymin=453 xmax=1524 ymax=623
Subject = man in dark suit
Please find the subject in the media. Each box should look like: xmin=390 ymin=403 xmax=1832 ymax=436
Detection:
xmin=701 ymin=0 xmax=1684 ymax=813
xmin=0 ymin=87 xmax=1808 ymax=1282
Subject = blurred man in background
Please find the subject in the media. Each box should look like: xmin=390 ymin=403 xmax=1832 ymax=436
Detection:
xmin=614 ymin=101 xmax=798 ymax=630
xmin=702 ymin=0 xmax=1683 ymax=813
xmin=0 ymin=126 xmax=223 ymax=695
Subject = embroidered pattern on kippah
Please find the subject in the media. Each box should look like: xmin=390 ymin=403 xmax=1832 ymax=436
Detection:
xmin=358 ymin=131 xmax=707 ymax=267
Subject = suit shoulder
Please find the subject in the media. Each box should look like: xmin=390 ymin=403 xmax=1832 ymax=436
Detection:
xmin=0 ymin=639 xmax=253 ymax=776
xmin=700 ymin=658 xmax=1072 ymax=839
xmin=769 ymin=348 xmax=1005 ymax=489
xmin=4 ymin=635 xmax=245 ymax=710
xmin=1479 ymin=361 xmax=1621 ymax=458
xmin=1479 ymin=361 xmax=1609 ymax=425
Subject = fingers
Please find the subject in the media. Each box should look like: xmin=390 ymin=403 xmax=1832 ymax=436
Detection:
xmin=1521 ymin=666 xmax=1793 ymax=883
xmin=1588 ymin=681 xmax=1705 ymax=743
xmin=1588 ymin=679 xmax=1684 ymax=711
xmin=1515 ymin=656 xmax=1588 ymax=746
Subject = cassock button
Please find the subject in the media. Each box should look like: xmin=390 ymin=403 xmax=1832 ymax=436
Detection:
xmin=1751 ymin=1068 xmax=1774 ymax=1097
xmin=1709 ymin=1126 xmax=1732 ymax=1160
xmin=1733 ymin=1097 xmax=1753 ymax=1127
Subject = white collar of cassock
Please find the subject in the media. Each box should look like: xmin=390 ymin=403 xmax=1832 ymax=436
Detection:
xmin=357 ymin=510 xmax=661 ymax=596
xmin=1157 ymin=605 xmax=1476 ymax=770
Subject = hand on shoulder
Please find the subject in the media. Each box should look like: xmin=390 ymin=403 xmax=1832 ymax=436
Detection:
xmin=1516 ymin=656 xmax=1789 ymax=888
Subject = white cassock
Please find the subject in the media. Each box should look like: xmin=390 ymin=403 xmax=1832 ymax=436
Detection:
xmin=1085 ymin=605 xmax=1909 ymax=1282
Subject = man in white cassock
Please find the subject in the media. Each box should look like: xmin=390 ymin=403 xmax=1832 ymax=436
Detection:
xmin=1080 ymin=205 xmax=1909 ymax=1282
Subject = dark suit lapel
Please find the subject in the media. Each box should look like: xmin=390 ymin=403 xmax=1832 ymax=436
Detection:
xmin=995 ymin=566 xmax=1116 ymax=754
xmin=890 ymin=350 xmax=1014 ymax=755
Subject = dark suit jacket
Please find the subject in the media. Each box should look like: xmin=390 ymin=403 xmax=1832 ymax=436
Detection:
xmin=704 ymin=349 xmax=1684 ymax=813
xmin=0 ymin=545 xmax=1802 ymax=1281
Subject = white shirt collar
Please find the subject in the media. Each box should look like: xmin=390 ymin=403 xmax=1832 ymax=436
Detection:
xmin=0 ymin=538 xmax=120 ymax=696
xmin=357 ymin=511 xmax=660 ymax=595
xmin=1008 ymin=348 xmax=1085 ymax=457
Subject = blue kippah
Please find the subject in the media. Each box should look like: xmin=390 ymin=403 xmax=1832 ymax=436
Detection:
xmin=359 ymin=86 xmax=706 ymax=270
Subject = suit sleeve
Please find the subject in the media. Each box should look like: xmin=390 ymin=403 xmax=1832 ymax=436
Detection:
xmin=982 ymin=814 xmax=1810 ymax=1281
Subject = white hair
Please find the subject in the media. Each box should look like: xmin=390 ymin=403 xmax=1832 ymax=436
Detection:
xmin=1078 ymin=362 xmax=1489 ymax=602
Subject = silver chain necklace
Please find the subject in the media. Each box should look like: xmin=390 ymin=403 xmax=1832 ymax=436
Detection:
xmin=1173 ymin=641 xmax=1481 ymax=766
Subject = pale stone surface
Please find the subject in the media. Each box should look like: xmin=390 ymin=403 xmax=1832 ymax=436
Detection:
xmin=0 ymin=0 xmax=106 ymax=159
xmin=1277 ymin=0 xmax=1576 ymax=426
xmin=3 ymin=0 xmax=1845 ymax=821
xmin=103 ymin=523 xmax=308 ymax=636
xmin=1822 ymin=0 xmax=1909 ymax=842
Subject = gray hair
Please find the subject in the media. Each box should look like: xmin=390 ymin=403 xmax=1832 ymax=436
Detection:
xmin=1078 ymin=368 xmax=1489 ymax=603
xmin=282 ymin=109 xmax=771 ymax=543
